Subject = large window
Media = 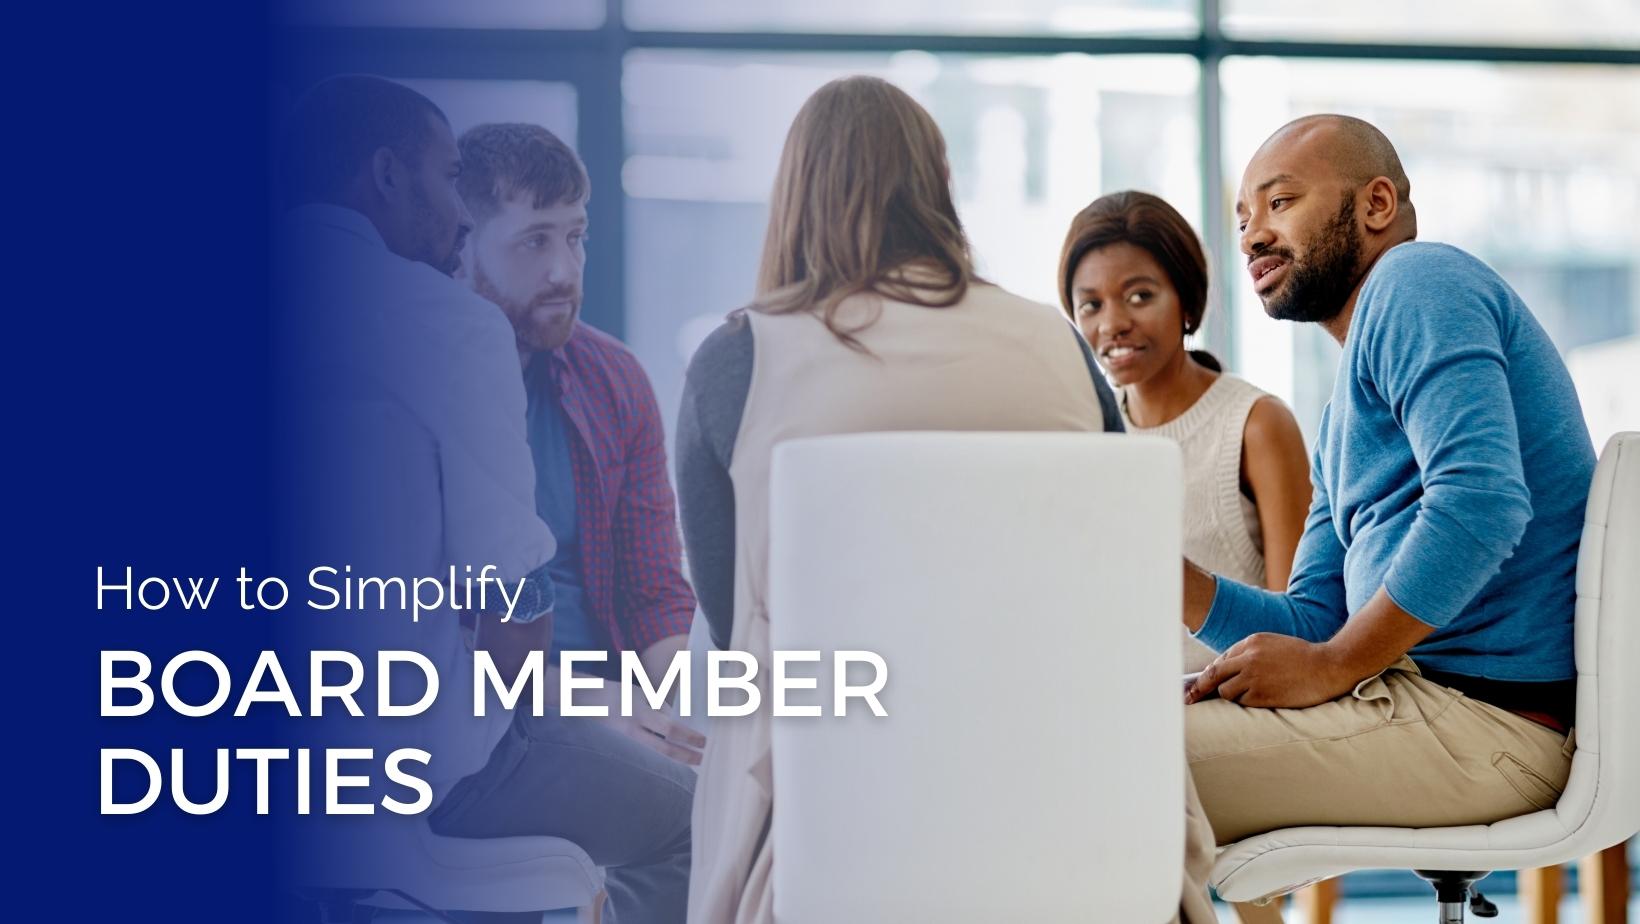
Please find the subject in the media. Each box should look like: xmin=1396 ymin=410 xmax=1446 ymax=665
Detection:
xmin=624 ymin=50 xmax=1201 ymax=427
xmin=281 ymin=0 xmax=605 ymax=29
xmin=1222 ymin=0 xmax=1640 ymax=48
xmin=624 ymin=0 xmax=1197 ymax=37
xmin=1220 ymin=58 xmax=1640 ymax=439
xmin=275 ymin=0 xmax=1640 ymax=449
xmin=398 ymin=79 xmax=579 ymax=148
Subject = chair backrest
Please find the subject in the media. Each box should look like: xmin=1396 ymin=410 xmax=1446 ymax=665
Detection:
xmin=767 ymin=432 xmax=1184 ymax=923
xmin=1559 ymin=431 xmax=1640 ymax=848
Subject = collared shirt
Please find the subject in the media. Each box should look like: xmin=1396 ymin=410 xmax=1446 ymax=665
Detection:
xmin=523 ymin=321 xmax=697 ymax=655
xmin=524 ymin=355 xmax=611 ymax=670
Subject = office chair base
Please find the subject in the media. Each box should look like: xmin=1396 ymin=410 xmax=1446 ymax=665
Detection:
xmin=1415 ymin=870 xmax=1494 ymax=923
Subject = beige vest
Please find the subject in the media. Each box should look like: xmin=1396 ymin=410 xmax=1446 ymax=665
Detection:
xmin=1122 ymin=374 xmax=1273 ymax=672
xmin=688 ymin=283 xmax=1106 ymax=923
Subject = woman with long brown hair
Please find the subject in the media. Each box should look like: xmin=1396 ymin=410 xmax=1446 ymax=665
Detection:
xmin=676 ymin=77 xmax=1219 ymax=922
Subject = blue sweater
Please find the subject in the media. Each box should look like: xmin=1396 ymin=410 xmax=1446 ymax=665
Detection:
xmin=1197 ymin=242 xmax=1594 ymax=682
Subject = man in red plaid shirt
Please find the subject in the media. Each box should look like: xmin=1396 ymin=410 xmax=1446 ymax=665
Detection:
xmin=429 ymin=121 xmax=700 ymax=924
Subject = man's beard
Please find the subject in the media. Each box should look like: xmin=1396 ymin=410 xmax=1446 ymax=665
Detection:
xmin=472 ymin=259 xmax=580 ymax=352
xmin=1261 ymin=193 xmax=1362 ymax=324
xmin=408 ymin=181 xmax=464 ymax=276
xmin=434 ymin=233 xmax=465 ymax=276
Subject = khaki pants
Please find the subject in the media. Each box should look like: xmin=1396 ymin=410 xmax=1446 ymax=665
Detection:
xmin=1187 ymin=659 xmax=1574 ymax=847
xmin=1179 ymin=770 xmax=1222 ymax=923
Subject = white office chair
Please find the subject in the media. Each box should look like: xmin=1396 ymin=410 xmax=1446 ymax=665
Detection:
xmin=766 ymin=432 xmax=1186 ymax=923
xmin=1210 ymin=432 xmax=1640 ymax=923
xmin=292 ymin=814 xmax=608 ymax=922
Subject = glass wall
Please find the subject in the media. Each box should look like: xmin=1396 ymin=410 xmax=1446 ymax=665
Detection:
xmin=624 ymin=50 xmax=1201 ymax=429
xmin=624 ymin=0 xmax=1197 ymax=37
xmin=1220 ymin=58 xmax=1640 ymax=440
xmin=1222 ymin=0 xmax=1640 ymax=48
xmin=398 ymin=79 xmax=579 ymax=148
xmin=281 ymin=0 xmax=605 ymax=29
xmin=273 ymin=0 xmax=1640 ymax=448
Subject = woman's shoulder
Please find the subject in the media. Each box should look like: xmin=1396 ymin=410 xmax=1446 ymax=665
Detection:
xmin=855 ymin=280 xmax=1069 ymax=336
xmin=962 ymin=280 xmax=1052 ymax=311
xmin=950 ymin=283 xmax=1082 ymax=338
xmin=1212 ymin=371 xmax=1275 ymax=402
xmin=684 ymin=311 xmax=755 ymax=391
xmin=1167 ymin=373 xmax=1293 ymax=445
xmin=1207 ymin=373 xmax=1292 ymax=424
xmin=694 ymin=308 xmax=753 ymax=355
xmin=1238 ymin=384 xmax=1306 ymax=461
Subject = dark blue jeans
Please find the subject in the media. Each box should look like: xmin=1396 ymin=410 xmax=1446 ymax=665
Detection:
xmin=429 ymin=710 xmax=695 ymax=924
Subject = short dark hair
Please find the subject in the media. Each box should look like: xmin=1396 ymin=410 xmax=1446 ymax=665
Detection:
xmin=456 ymin=122 xmax=589 ymax=225
xmin=1058 ymin=190 xmax=1221 ymax=371
xmin=277 ymin=74 xmax=449 ymax=207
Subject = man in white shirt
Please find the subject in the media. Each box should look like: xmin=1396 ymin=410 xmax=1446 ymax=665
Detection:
xmin=277 ymin=68 xmax=553 ymax=851
xmin=277 ymin=76 xmax=692 ymax=924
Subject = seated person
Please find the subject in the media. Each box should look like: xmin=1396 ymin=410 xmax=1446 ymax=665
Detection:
xmin=675 ymin=76 xmax=1216 ymax=924
xmin=1058 ymin=191 xmax=1313 ymax=924
xmin=277 ymin=73 xmax=562 ymax=914
xmin=1058 ymin=190 xmax=1310 ymax=672
xmin=1182 ymin=115 xmax=1595 ymax=857
xmin=426 ymin=121 xmax=701 ymax=924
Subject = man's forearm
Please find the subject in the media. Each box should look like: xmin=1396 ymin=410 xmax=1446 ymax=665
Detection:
xmin=531 ymin=635 xmax=692 ymax=705
xmin=1319 ymin=587 xmax=1436 ymax=685
xmin=1185 ymin=585 xmax=1439 ymax=708
xmin=640 ymin=634 xmax=692 ymax=703
xmin=476 ymin=610 xmax=553 ymax=681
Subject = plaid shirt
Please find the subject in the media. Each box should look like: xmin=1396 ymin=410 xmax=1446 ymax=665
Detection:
xmin=532 ymin=321 xmax=697 ymax=653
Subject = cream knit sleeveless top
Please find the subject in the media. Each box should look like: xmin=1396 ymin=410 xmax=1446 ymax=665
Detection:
xmin=1123 ymin=373 xmax=1271 ymax=671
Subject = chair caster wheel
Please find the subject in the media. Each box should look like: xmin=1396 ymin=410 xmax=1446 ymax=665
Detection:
xmin=1469 ymin=887 xmax=1499 ymax=918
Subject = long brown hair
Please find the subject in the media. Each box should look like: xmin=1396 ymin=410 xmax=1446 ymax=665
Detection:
xmin=752 ymin=76 xmax=975 ymax=348
xmin=1057 ymin=190 xmax=1220 ymax=371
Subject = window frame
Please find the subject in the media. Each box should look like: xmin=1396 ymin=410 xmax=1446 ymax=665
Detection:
xmin=277 ymin=1 xmax=1640 ymax=362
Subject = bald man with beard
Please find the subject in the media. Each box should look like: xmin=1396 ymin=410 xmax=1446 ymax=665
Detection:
xmin=1176 ymin=115 xmax=1595 ymax=889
